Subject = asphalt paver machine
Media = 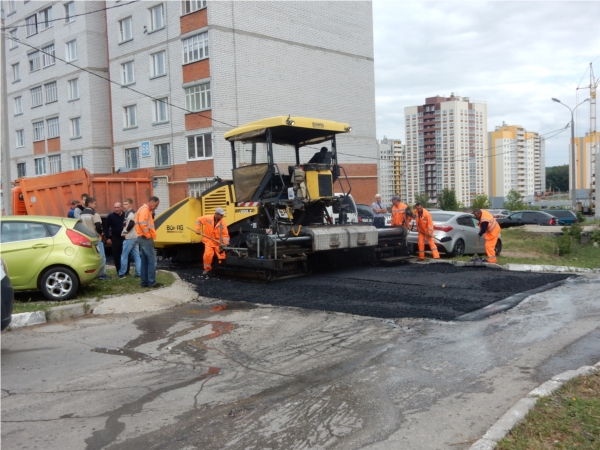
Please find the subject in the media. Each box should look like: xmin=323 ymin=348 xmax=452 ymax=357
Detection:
xmin=154 ymin=116 xmax=411 ymax=279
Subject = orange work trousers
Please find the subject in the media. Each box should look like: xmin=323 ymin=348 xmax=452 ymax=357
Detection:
xmin=417 ymin=233 xmax=440 ymax=260
xmin=484 ymin=228 xmax=500 ymax=264
xmin=203 ymin=245 xmax=226 ymax=272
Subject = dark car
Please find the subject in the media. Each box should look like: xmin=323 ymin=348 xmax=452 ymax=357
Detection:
xmin=496 ymin=210 xmax=558 ymax=228
xmin=1 ymin=259 xmax=14 ymax=331
xmin=546 ymin=210 xmax=577 ymax=225
xmin=356 ymin=204 xmax=374 ymax=223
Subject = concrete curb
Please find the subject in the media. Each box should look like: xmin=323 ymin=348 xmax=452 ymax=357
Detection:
xmin=469 ymin=361 xmax=600 ymax=449
xmin=8 ymin=270 xmax=187 ymax=329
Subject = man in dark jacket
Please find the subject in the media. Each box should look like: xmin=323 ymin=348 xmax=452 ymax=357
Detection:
xmin=67 ymin=200 xmax=80 ymax=218
xmin=105 ymin=202 xmax=126 ymax=275
xmin=81 ymin=197 xmax=110 ymax=280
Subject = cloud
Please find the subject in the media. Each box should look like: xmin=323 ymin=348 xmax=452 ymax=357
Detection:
xmin=373 ymin=1 xmax=600 ymax=167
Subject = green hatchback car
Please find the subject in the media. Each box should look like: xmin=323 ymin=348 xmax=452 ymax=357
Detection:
xmin=0 ymin=216 xmax=103 ymax=300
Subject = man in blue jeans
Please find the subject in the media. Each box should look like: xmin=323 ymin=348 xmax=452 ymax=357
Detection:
xmin=135 ymin=196 xmax=161 ymax=288
xmin=80 ymin=197 xmax=110 ymax=280
xmin=118 ymin=198 xmax=141 ymax=279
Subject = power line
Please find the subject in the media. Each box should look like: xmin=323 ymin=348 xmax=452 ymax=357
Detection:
xmin=1 ymin=1 xmax=140 ymax=30
xmin=2 ymin=33 xmax=237 ymax=129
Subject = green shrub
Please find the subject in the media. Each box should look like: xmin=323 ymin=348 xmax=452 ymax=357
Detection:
xmin=576 ymin=211 xmax=586 ymax=223
xmin=590 ymin=227 xmax=600 ymax=244
xmin=555 ymin=234 xmax=572 ymax=255
xmin=564 ymin=223 xmax=583 ymax=242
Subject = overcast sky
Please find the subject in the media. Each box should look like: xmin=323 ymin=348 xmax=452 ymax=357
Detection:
xmin=372 ymin=1 xmax=600 ymax=167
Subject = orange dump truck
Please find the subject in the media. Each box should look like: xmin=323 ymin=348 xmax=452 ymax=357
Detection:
xmin=12 ymin=168 xmax=154 ymax=217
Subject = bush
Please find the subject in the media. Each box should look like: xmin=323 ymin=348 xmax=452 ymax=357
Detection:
xmin=576 ymin=211 xmax=586 ymax=223
xmin=590 ymin=227 xmax=600 ymax=244
xmin=555 ymin=234 xmax=572 ymax=255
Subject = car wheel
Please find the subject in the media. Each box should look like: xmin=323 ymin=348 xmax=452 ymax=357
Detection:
xmin=39 ymin=267 xmax=80 ymax=301
xmin=495 ymin=239 xmax=502 ymax=256
xmin=450 ymin=239 xmax=465 ymax=257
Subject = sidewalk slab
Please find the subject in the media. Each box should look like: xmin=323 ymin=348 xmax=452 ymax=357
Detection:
xmin=8 ymin=311 xmax=46 ymax=329
xmin=46 ymin=301 xmax=101 ymax=322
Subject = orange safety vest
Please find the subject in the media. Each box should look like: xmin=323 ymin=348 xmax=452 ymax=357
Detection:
xmin=195 ymin=215 xmax=230 ymax=248
xmin=135 ymin=204 xmax=156 ymax=239
xmin=416 ymin=208 xmax=435 ymax=236
xmin=479 ymin=210 xmax=499 ymax=235
xmin=391 ymin=202 xmax=408 ymax=227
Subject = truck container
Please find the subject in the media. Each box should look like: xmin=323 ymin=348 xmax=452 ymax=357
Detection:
xmin=11 ymin=168 xmax=153 ymax=217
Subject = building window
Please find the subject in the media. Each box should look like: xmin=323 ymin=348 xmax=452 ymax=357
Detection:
xmin=7 ymin=0 xmax=16 ymax=14
xmin=150 ymin=51 xmax=166 ymax=77
xmin=44 ymin=81 xmax=58 ymax=103
xmin=38 ymin=7 xmax=53 ymax=30
xmin=187 ymin=133 xmax=212 ymax=160
xmin=12 ymin=63 xmax=20 ymax=82
xmin=65 ymin=2 xmax=75 ymax=23
xmin=28 ymin=51 xmax=40 ymax=72
xmin=65 ymin=40 xmax=77 ymax=62
xmin=9 ymin=29 xmax=18 ymax=49
xmin=31 ymin=86 xmax=43 ymax=107
xmin=16 ymin=129 xmax=25 ymax=148
xmin=68 ymin=78 xmax=79 ymax=100
xmin=125 ymin=148 xmax=139 ymax=169
xmin=70 ymin=117 xmax=81 ymax=138
xmin=155 ymin=143 xmax=170 ymax=167
xmin=149 ymin=4 xmax=164 ymax=31
xmin=33 ymin=121 xmax=45 ymax=141
xmin=182 ymin=0 xmax=207 ymax=15
xmin=123 ymin=105 xmax=137 ymax=128
xmin=119 ymin=17 xmax=133 ymax=42
xmin=17 ymin=163 xmax=26 ymax=178
xmin=42 ymin=44 xmax=55 ymax=67
xmin=122 ymin=61 xmax=135 ymax=85
xmin=182 ymin=32 xmax=208 ymax=64
xmin=26 ymin=14 xmax=38 ymax=37
xmin=48 ymin=155 xmax=61 ymax=174
xmin=153 ymin=98 xmax=168 ymax=123
xmin=47 ymin=117 xmax=60 ymax=138
xmin=72 ymin=155 xmax=83 ymax=170
xmin=185 ymin=83 xmax=210 ymax=112
xmin=14 ymin=96 xmax=23 ymax=115
xmin=188 ymin=180 xmax=215 ymax=197
xmin=35 ymin=157 xmax=47 ymax=175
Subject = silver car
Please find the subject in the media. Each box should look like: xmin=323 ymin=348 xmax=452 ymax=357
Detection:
xmin=407 ymin=211 xmax=502 ymax=257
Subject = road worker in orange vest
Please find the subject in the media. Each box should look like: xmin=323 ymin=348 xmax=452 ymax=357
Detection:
xmin=414 ymin=202 xmax=440 ymax=261
xmin=135 ymin=196 xmax=161 ymax=288
xmin=390 ymin=196 xmax=411 ymax=229
xmin=195 ymin=207 xmax=230 ymax=275
xmin=473 ymin=208 xmax=501 ymax=264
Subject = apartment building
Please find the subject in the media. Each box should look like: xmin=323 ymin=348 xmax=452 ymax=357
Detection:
xmin=488 ymin=124 xmax=546 ymax=203
xmin=378 ymin=137 xmax=403 ymax=204
xmin=3 ymin=1 xmax=112 ymax=182
xmin=3 ymin=1 xmax=378 ymax=212
xmin=404 ymin=94 xmax=488 ymax=206
xmin=573 ymin=132 xmax=599 ymax=192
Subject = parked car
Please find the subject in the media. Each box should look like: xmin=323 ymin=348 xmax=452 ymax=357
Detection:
xmin=546 ymin=210 xmax=578 ymax=225
xmin=356 ymin=204 xmax=373 ymax=223
xmin=0 ymin=216 xmax=103 ymax=300
xmin=407 ymin=211 xmax=502 ymax=257
xmin=1 ymin=259 xmax=14 ymax=331
xmin=496 ymin=211 xmax=559 ymax=228
xmin=487 ymin=209 xmax=511 ymax=219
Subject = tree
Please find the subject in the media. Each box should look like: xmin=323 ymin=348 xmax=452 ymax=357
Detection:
xmin=414 ymin=192 xmax=432 ymax=207
xmin=546 ymin=165 xmax=569 ymax=192
xmin=471 ymin=194 xmax=491 ymax=210
xmin=503 ymin=189 xmax=527 ymax=211
xmin=437 ymin=188 xmax=460 ymax=211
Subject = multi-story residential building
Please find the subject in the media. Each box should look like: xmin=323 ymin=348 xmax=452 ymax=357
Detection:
xmin=488 ymin=124 xmax=546 ymax=203
xmin=378 ymin=137 xmax=403 ymax=204
xmin=3 ymin=1 xmax=378 ymax=214
xmin=573 ymin=132 xmax=599 ymax=192
xmin=404 ymin=94 xmax=488 ymax=206
xmin=3 ymin=1 xmax=112 ymax=183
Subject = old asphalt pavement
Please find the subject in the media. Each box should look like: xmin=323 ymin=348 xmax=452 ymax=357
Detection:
xmin=2 ymin=262 xmax=599 ymax=449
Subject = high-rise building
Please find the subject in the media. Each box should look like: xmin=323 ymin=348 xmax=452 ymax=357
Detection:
xmin=3 ymin=1 xmax=378 ymax=213
xmin=378 ymin=137 xmax=403 ymax=204
xmin=404 ymin=94 xmax=488 ymax=206
xmin=488 ymin=124 xmax=546 ymax=203
xmin=573 ymin=132 xmax=600 ymax=191
xmin=3 ymin=1 xmax=112 ymax=181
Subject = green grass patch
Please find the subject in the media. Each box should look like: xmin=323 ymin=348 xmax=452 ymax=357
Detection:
xmin=13 ymin=268 xmax=176 ymax=312
xmin=451 ymin=227 xmax=600 ymax=269
xmin=497 ymin=372 xmax=600 ymax=450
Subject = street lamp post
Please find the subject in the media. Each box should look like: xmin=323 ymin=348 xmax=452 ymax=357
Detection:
xmin=552 ymin=97 xmax=589 ymax=211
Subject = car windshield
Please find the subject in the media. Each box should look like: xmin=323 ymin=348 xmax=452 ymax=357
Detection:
xmin=430 ymin=213 xmax=455 ymax=223
xmin=74 ymin=222 xmax=97 ymax=238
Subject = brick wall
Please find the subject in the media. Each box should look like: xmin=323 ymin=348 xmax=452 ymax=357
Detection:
xmin=180 ymin=9 xmax=208 ymax=35
xmin=47 ymin=138 xmax=60 ymax=152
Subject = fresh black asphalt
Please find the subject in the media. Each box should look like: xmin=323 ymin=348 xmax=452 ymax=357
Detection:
xmin=168 ymin=262 xmax=571 ymax=321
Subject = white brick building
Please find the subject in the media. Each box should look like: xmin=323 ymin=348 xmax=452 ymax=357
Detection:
xmin=404 ymin=95 xmax=488 ymax=206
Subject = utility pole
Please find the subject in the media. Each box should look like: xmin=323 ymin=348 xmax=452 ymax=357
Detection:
xmin=1 ymin=15 xmax=13 ymax=215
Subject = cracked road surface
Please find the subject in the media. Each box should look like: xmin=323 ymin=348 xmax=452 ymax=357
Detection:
xmin=2 ymin=268 xmax=600 ymax=450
